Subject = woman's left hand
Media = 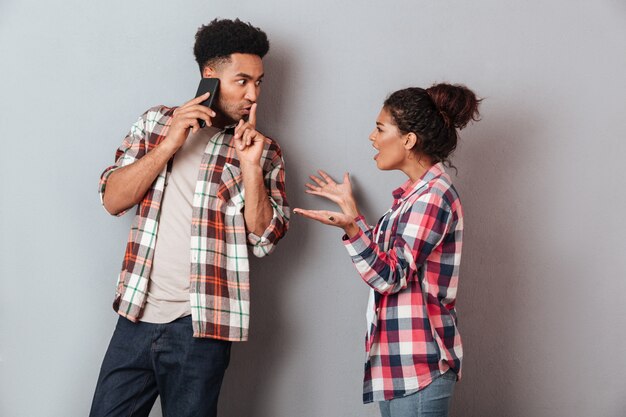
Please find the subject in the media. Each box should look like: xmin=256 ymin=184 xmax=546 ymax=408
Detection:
xmin=295 ymin=169 xmax=362 ymax=237
xmin=304 ymin=170 xmax=359 ymax=218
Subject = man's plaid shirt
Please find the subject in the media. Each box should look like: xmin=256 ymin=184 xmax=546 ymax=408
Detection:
xmin=343 ymin=163 xmax=463 ymax=403
xmin=99 ymin=105 xmax=289 ymax=341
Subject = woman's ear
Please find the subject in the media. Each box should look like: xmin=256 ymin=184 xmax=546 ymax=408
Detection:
xmin=404 ymin=132 xmax=418 ymax=150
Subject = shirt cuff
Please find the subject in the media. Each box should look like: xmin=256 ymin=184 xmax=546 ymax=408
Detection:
xmin=99 ymin=166 xmax=127 ymax=217
xmin=343 ymin=220 xmax=374 ymax=258
xmin=247 ymin=231 xmax=272 ymax=246
xmin=246 ymin=200 xmax=285 ymax=247
xmin=354 ymin=215 xmax=371 ymax=234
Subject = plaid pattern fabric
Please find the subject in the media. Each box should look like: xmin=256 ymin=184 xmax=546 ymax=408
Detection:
xmin=343 ymin=163 xmax=463 ymax=403
xmin=99 ymin=105 xmax=289 ymax=341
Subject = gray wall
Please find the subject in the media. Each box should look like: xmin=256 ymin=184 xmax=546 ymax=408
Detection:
xmin=1 ymin=1 xmax=625 ymax=416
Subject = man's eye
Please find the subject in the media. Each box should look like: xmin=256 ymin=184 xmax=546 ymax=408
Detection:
xmin=236 ymin=79 xmax=246 ymax=85
xmin=255 ymin=80 xmax=263 ymax=86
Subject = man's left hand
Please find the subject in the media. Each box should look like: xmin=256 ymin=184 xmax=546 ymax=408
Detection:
xmin=233 ymin=103 xmax=265 ymax=167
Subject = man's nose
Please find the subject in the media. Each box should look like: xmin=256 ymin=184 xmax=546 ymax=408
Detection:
xmin=245 ymin=85 xmax=258 ymax=102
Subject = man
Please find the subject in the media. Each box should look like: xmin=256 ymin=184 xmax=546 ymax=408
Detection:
xmin=90 ymin=18 xmax=289 ymax=417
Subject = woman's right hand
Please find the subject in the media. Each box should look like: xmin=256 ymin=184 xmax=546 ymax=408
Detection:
xmin=292 ymin=208 xmax=360 ymax=238
xmin=304 ymin=170 xmax=360 ymax=219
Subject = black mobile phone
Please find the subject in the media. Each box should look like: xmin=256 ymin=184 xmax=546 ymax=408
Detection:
xmin=194 ymin=78 xmax=219 ymax=128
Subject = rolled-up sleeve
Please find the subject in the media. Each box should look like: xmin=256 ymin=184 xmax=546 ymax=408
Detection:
xmin=98 ymin=112 xmax=148 ymax=217
xmin=247 ymin=146 xmax=290 ymax=257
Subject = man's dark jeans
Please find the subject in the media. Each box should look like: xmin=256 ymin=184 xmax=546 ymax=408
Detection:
xmin=89 ymin=315 xmax=232 ymax=417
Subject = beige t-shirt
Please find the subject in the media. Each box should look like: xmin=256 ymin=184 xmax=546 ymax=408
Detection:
xmin=140 ymin=127 xmax=218 ymax=323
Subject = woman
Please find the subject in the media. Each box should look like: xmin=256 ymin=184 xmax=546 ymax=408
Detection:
xmin=294 ymin=83 xmax=481 ymax=417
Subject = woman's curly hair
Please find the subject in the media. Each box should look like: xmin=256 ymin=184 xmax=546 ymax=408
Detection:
xmin=384 ymin=84 xmax=481 ymax=168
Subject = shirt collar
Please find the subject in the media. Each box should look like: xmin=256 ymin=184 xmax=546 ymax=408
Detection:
xmin=391 ymin=162 xmax=447 ymax=200
xmin=223 ymin=124 xmax=237 ymax=136
xmin=198 ymin=124 xmax=238 ymax=145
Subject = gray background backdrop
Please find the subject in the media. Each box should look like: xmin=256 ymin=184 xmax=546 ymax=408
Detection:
xmin=1 ymin=1 xmax=625 ymax=416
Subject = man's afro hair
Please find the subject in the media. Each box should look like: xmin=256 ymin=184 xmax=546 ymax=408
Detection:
xmin=194 ymin=18 xmax=269 ymax=71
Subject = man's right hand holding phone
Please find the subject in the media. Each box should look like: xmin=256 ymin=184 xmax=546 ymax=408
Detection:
xmin=163 ymin=93 xmax=216 ymax=153
xmin=103 ymin=92 xmax=215 ymax=215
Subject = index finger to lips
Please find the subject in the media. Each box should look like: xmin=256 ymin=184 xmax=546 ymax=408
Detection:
xmin=248 ymin=103 xmax=257 ymax=127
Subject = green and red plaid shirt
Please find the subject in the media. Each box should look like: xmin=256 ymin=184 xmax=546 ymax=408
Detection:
xmin=99 ymin=105 xmax=289 ymax=341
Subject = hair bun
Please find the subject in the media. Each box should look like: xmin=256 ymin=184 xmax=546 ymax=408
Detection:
xmin=426 ymin=83 xmax=481 ymax=129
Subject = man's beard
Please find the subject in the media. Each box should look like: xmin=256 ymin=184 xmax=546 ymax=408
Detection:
xmin=215 ymin=99 xmax=249 ymax=125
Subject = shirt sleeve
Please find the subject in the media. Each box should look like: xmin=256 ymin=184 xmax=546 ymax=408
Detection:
xmin=98 ymin=106 xmax=170 ymax=216
xmin=247 ymin=145 xmax=290 ymax=257
xmin=343 ymin=192 xmax=452 ymax=295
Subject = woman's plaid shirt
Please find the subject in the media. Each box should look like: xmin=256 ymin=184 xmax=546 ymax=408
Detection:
xmin=343 ymin=163 xmax=463 ymax=403
xmin=99 ymin=106 xmax=289 ymax=341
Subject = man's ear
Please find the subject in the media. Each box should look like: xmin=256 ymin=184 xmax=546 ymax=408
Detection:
xmin=202 ymin=66 xmax=217 ymax=78
xmin=404 ymin=132 xmax=418 ymax=150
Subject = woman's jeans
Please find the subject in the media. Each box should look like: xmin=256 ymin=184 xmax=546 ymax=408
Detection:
xmin=89 ymin=315 xmax=231 ymax=417
xmin=378 ymin=370 xmax=457 ymax=417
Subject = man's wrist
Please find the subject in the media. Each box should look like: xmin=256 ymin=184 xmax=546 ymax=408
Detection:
xmin=158 ymin=137 xmax=182 ymax=156
xmin=239 ymin=161 xmax=263 ymax=174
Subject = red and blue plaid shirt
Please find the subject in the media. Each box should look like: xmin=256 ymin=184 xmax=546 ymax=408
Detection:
xmin=99 ymin=105 xmax=289 ymax=341
xmin=343 ymin=163 xmax=463 ymax=403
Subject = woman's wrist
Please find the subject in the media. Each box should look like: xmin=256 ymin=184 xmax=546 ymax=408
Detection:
xmin=339 ymin=200 xmax=360 ymax=219
xmin=343 ymin=221 xmax=360 ymax=238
